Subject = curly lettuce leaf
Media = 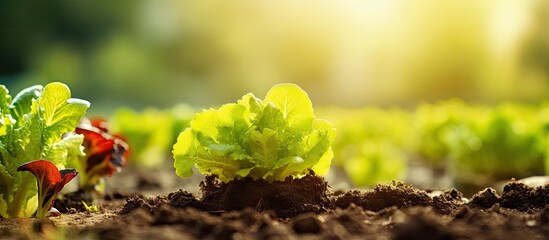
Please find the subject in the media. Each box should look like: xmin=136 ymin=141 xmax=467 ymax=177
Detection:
xmin=40 ymin=82 xmax=90 ymax=145
xmin=173 ymin=83 xmax=336 ymax=182
xmin=44 ymin=133 xmax=86 ymax=168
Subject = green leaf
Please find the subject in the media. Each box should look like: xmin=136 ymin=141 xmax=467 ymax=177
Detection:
xmin=235 ymin=167 xmax=254 ymax=178
xmin=9 ymin=85 xmax=42 ymax=124
xmin=272 ymin=156 xmax=304 ymax=170
xmin=311 ymin=148 xmax=333 ymax=176
xmin=302 ymin=119 xmax=336 ymax=163
xmin=271 ymin=156 xmax=305 ymax=181
xmin=39 ymin=82 xmax=90 ymax=144
xmin=194 ymin=156 xmax=241 ymax=182
xmin=0 ymin=116 xmax=12 ymax=137
xmin=0 ymin=85 xmax=12 ymax=114
xmin=254 ymin=103 xmax=286 ymax=132
xmin=43 ymin=133 xmax=85 ymax=167
xmin=0 ymin=163 xmax=15 ymax=207
xmin=246 ymin=128 xmax=279 ymax=167
xmin=208 ymin=143 xmax=237 ymax=157
xmin=173 ymin=129 xmax=198 ymax=178
xmin=190 ymin=109 xmax=220 ymax=139
xmin=16 ymin=103 xmax=44 ymax=164
xmin=264 ymin=83 xmax=314 ymax=129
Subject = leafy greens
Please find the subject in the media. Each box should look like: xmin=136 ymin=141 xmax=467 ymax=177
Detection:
xmin=173 ymin=83 xmax=336 ymax=182
xmin=0 ymin=82 xmax=89 ymax=218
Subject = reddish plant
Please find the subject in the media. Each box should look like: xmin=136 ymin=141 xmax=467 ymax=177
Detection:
xmin=17 ymin=160 xmax=78 ymax=219
xmin=75 ymin=117 xmax=130 ymax=191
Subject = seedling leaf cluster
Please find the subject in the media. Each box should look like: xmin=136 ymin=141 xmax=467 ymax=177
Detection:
xmin=173 ymin=83 xmax=336 ymax=182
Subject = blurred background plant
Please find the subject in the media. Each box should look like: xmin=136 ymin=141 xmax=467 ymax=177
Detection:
xmin=2 ymin=0 xmax=549 ymax=190
xmin=109 ymin=104 xmax=194 ymax=168
xmin=319 ymin=102 xmax=549 ymax=192
xmin=316 ymin=107 xmax=410 ymax=186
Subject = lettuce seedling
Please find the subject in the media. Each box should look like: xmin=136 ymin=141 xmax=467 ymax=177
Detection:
xmin=173 ymin=83 xmax=336 ymax=182
xmin=17 ymin=160 xmax=78 ymax=219
xmin=0 ymin=82 xmax=89 ymax=218
xmin=72 ymin=117 xmax=129 ymax=191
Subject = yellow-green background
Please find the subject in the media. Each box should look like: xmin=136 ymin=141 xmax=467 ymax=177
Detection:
xmin=2 ymin=0 xmax=548 ymax=114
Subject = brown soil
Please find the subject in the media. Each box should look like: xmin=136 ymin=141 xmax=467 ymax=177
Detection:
xmin=1 ymin=174 xmax=548 ymax=240
xmin=118 ymin=173 xmax=333 ymax=219
xmin=54 ymin=190 xmax=140 ymax=213
xmin=199 ymin=173 xmax=333 ymax=218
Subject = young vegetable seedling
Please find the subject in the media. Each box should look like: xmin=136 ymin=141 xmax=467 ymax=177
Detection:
xmin=173 ymin=83 xmax=336 ymax=182
xmin=17 ymin=160 xmax=78 ymax=219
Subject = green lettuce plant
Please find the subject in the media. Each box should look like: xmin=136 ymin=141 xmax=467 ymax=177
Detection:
xmin=173 ymin=83 xmax=336 ymax=182
xmin=0 ymin=82 xmax=89 ymax=218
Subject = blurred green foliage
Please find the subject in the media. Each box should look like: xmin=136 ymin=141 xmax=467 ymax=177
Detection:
xmin=410 ymin=100 xmax=475 ymax=169
xmin=318 ymin=101 xmax=549 ymax=187
xmin=317 ymin=107 xmax=409 ymax=186
xmin=442 ymin=103 xmax=546 ymax=179
xmin=109 ymin=104 xmax=194 ymax=168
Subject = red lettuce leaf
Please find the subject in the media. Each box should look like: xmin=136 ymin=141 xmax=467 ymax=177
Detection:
xmin=17 ymin=160 xmax=78 ymax=218
xmin=75 ymin=117 xmax=129 ymax=189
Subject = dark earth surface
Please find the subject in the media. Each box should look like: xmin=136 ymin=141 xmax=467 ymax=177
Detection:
xmin=1 ymin=169 xmax=549 ymax=239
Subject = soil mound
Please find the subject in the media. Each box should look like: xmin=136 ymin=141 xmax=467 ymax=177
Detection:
xmin=198 ymin=173 xmax=333 ymax=218
xmin=332 ymin=181 xmax=466 ymax=215
xmin=468 ymin=181 xmax=549 ymax=211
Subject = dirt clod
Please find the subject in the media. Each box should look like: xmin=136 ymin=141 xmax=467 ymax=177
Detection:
xmin=333 ymin=181 xmax=434 ymax=212
xmin=167 ymin=189 xmax=200 ymax=209
xmin=118 ymin=195 xmax=168 ymax=215
xmin=500 ymin=181 xmax=549 ymax=211
xmin=468 ymin=187 xmax=500 ymax=208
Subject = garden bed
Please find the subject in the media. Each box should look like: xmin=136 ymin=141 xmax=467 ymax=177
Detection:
xmin=1 ymin=83 xmax=548 ymax=239
xmin=1 ymin=169 xmax=548 ymax=240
